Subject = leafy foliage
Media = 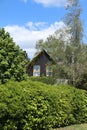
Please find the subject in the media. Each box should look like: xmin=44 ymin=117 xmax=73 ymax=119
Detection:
xmin=36 ymin=32 xmax=87 ymax=87
xmin=0 ymin=80 xmax=87 ymax=129
xmin=29 ymin=76 xmax=56 ymax=85
xmin=0 ymin=28 xmax=28 ymax=83
xmin=36 ymin=0 xmax=87 ymax=88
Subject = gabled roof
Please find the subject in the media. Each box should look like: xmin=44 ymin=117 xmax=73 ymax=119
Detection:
xmin=28 ymin=49 xmax=54 ymax=66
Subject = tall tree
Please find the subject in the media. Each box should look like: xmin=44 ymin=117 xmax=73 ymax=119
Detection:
xmin=0 ymin=28 xmax=28 ymax=83
xmin=36 ymin=0 xmax=87 ymax=87
xmin=65 ymin=0 xmax=83 ymax=44
xmin=64 ymin=0 xmax=84 ymax=85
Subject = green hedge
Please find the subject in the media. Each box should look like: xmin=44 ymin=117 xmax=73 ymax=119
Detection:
xmin=29 ymin=76 xmax=56 ymax=85
xmin=0 ymin=80 xmax=87 ymax=129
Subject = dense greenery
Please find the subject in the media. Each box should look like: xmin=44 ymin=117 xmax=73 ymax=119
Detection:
xmin=0 ymin=80 xmax=87 ymax=130
xmin=29 ymin=76 xmax=56 ymax=85
xmin=36 ymin=31 xmax=87 ymax=88
xmin=36 ymin=0 xmax=87 ymax=88
xmin=0 ymin=1 xmax=87 ymax=129
xmin=0 ymin=28 xmax=28 ymax=83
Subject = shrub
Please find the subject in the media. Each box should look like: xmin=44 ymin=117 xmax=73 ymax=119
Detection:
xmin=0 ymin=80 xmax=87 ymax=129
xmin=29 ymin=76 xmax=56 ymax=85
xmin=0 ymin=28 xmax=28 ymax=84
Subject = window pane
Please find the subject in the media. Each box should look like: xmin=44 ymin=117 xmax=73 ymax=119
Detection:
xmin=46 ymin=66 xmax=52 ymax=76
xmin=33 ymin=65 xmax=40 ymax=76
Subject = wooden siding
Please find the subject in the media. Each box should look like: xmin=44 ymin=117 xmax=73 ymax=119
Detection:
xmin=27 ymin=50 xmax=53 ymax=76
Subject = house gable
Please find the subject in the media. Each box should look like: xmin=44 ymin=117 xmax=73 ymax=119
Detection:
xmin=27 ymin=50 xmax=53 ymax=76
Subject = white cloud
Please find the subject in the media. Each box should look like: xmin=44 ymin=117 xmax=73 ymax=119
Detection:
xmin=33 ymin=0 xmax=67 ymax=7
xmin=4 ymin=21 xmax=66 ymax=59
xmin=26 ymin=22 xmax=47 ymax=30
xmin=21 ymin=0 xmax=67 ymax=7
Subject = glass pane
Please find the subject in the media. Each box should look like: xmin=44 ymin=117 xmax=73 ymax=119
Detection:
xmin=33 ymin=65 xmax=40 ymax=76
xmin=46 ymin=66 xmax=52 ymax=76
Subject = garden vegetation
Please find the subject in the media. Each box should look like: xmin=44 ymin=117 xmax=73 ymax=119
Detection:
xmin=0 ymin=28 xmax=28 ymax=84
xmin=0 ymin=80 xmax=87 ymax=130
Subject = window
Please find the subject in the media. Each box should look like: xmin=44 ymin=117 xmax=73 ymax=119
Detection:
xmin=46 ymin=66 xmax=52 ymax=76
xmin=33 ymin=65 xmax=40 ymax=76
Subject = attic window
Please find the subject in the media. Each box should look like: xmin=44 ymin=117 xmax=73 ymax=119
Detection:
xmin=46 ymin=66 xmax=52 ymax=76
xmin=33 ymin=65 xmax=40 ymax=76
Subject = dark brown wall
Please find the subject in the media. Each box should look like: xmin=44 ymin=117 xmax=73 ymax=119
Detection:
xmin=27 ymin=51 xmax=52 ymax=76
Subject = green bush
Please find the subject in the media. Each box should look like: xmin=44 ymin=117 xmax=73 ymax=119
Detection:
xmin=0 ymin=80 xmax=87 ymax=129
xmin=29 ymin=76 xmax=56 ymax=85
xmin=0 ymin=28 xmax=28 ymax=84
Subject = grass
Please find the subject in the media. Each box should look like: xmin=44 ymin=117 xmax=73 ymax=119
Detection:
xmin=54 ymin=124 xmax=87 ymax=130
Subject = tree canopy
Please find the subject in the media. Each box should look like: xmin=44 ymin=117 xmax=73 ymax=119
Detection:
xmin=64 ymin=0 xmax=83 ymax=44
xmin=0 ymin=28 xmax=28 ymax=83
xmin=36 ymin=0 xmax=87 ymax=88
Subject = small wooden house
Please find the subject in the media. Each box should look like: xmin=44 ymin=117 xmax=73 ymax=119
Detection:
xmin=27 ymin=50 xmax=53 ymax=76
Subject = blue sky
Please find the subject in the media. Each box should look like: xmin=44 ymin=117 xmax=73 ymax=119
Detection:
xmin=0 ymin=0 xmax=87 ymax=58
